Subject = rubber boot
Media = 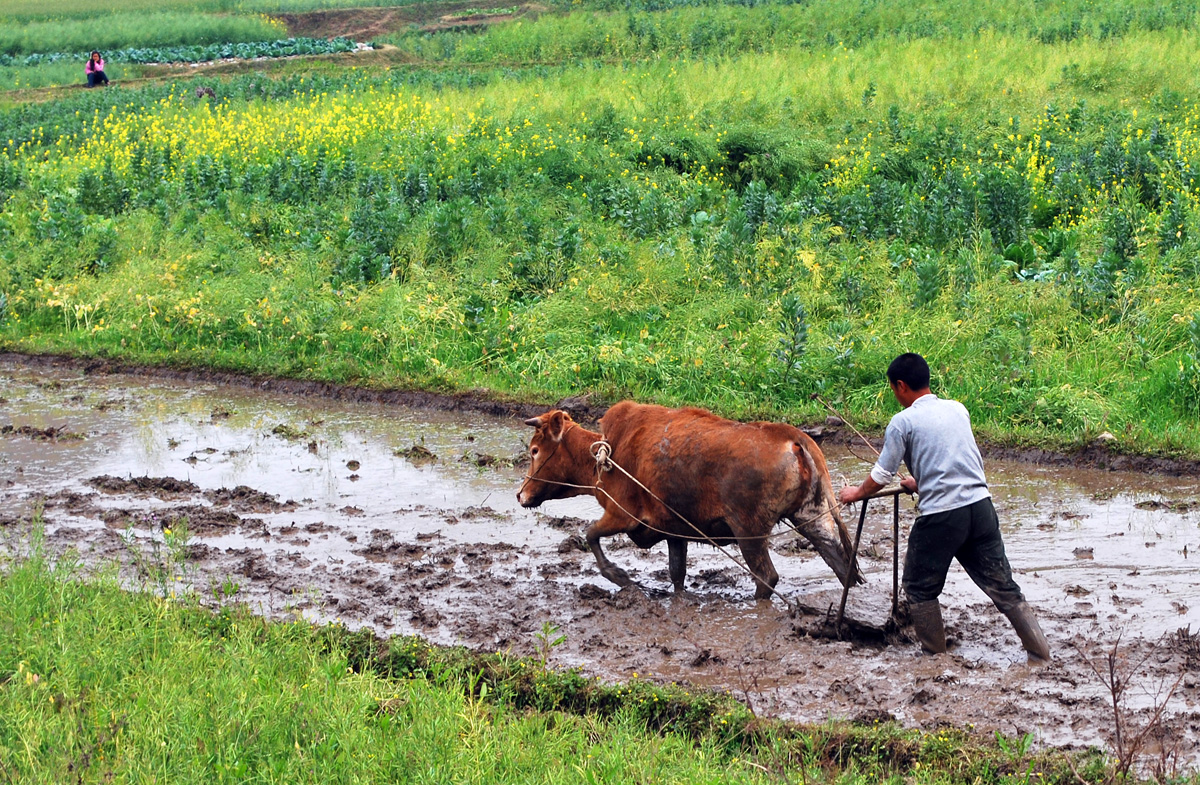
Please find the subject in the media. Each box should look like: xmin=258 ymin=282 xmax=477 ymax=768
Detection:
xmin=908 ymin=600 xmax=947 ymax=654
xmin=1002 ymin=601 xmax=1050 ymax=662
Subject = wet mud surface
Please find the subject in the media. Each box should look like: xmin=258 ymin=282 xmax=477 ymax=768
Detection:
xmin=2 ymin=360 xmax=1200 ymax=761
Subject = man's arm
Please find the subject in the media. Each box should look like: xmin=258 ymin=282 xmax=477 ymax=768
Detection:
xmin=839 ymin=474 xmax=885 ymax=505
xmin=838 ymin=472 xmax=917 ymax=505
xmin=839 ymin=419 xmax=914 ymax=505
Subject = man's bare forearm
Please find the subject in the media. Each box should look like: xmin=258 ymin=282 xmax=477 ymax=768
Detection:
xmin=839 ymin=476 xmax=885 ymax=506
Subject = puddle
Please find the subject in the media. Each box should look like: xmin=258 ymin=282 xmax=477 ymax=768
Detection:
xmin=2 ymin=361 xmax=1198 ymax=759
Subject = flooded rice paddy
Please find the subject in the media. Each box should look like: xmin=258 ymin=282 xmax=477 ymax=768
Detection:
xmin=1 ymin=358 xmax=1198 ymax=760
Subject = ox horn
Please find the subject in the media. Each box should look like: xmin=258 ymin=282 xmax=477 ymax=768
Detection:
xmin=523 ymin=417 xmax=541 ymax=427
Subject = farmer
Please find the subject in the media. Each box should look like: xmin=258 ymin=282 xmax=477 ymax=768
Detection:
xmin=838 ymin=352 xmax=1050 ymax=662
xmin=85 ymin=51 xmax=109 ymax=88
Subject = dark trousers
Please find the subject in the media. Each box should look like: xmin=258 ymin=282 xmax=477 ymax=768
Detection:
xmin=87 ymin=71 xmax=108 ymax=88
xmin=902 ymin=497 xmax=1025 ymax=612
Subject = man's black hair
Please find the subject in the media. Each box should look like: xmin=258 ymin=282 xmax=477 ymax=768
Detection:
xmin=887 ymin=353 xmax=930 ymax=390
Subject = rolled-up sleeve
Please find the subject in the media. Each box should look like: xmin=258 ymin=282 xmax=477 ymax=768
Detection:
xmin=870 ymin=419 xmax=905 ymax=485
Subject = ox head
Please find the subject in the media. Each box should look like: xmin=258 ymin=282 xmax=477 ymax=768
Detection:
xmin=791 ymin=444 xmax=865 ymax=588
xmin=793 ymin=496 xmax=864 ymax=588
xmin=516 ymin=410 xmax=588 ymax=508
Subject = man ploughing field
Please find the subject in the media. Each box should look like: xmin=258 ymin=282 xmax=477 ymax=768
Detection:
xmin=839 ymin=353 xmax=1051 ymax=662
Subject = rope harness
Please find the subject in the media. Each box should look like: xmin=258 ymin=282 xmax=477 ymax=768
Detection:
xmin=521 ymin=432 xmax=853 ymax=611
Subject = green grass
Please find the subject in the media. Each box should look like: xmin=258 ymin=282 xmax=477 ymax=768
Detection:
xmin=0 ymin=0 xmax=436 ymax=22
xmin=0 ymin=61 xmax=142 ymax=90
xmin=0 ymin=539 xmax=763 ymax=782
xmin=383 ymin=0 xmax=1199 ymax=64
xmin=0 ymin=515 xmax=1099 ymax=783
xmin=0 ymin=12 xmax=287 ymax=58
xmin=2 ymin=0 xmax=1200 ymax=459
xmin=0 ymin=0 xmax=229 ymax=21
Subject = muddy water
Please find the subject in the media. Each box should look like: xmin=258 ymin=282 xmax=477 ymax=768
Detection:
xmin=2 ymin=363 xmax=1199 ymax=760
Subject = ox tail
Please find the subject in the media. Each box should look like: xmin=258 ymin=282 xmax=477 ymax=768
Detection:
xmin=796 ymin=437 xmax=865 ymax=587
xmin=823 ymin=468 xmax=865 ymax=586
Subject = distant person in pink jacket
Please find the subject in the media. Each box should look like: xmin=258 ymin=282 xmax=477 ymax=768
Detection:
xmin=85 ymin=51 xmax=109 ymax=88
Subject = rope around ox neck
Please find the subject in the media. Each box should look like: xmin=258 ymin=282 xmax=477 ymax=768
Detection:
xmin=590 ymin=439 xmax=614 ymax=472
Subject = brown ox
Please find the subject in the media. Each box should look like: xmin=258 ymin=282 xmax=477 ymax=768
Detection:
xmin=517 ymin=401 xmax=862 ymax=599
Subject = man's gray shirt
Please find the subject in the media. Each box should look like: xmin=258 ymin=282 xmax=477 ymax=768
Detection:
xmin=870 ymin=393 xmax=991 ymax=516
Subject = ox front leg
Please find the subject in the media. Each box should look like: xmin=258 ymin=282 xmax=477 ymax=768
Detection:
xmin=738 ymin=536 xmax=780 ymax=601
xmin=668 ymin=538 xmax=688 ymax=592
xmin=585 ymin=512 xmax=635 ymax=589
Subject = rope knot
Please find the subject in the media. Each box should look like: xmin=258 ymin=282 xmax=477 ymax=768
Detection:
xmin=590 ymin=439 xmax=614 ymax=472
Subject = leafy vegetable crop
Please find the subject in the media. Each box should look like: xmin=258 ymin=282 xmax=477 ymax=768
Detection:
xmin=0 ymin=37 xmax=361 ymax=67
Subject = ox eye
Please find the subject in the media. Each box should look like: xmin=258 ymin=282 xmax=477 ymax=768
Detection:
xmin=531 ymin=447 xmax=539 ymax=457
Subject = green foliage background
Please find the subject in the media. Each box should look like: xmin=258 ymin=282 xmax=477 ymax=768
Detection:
xmin=1 ymin=0 xmax=1198 ymax=457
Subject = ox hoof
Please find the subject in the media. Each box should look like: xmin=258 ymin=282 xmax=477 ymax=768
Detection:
xmin=602 ymin=568 xmax=634 ymax=588
xmin=753 ymin=587 xmax=777 ymax=601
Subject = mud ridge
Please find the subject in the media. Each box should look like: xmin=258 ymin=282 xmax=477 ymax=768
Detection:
xmin=1 ymin=423 xmax=85 ymax=442
xmin=204 ymin=486 xmax=295 ymax=513
xmin=4 ymin=351 xmax=1200 ymax=477
xmin=86 ymin=475 xmax=201 ymax=498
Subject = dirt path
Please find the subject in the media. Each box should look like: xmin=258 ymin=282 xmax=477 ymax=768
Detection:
xmin=277 ymin=2 xmax=544 ymax=41
xmin=2 ymin=360 xmax=1199 ymax=763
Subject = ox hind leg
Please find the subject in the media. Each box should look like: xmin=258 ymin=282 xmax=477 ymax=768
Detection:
xmin=668 ymin=538 xmax=687 ymax=592
xmin=585 ymin=511 xmax=637 ymax=589
xmin=734 ymin=517 xmax=779 ymax=600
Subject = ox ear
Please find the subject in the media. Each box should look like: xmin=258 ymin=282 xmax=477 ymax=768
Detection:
xmin=543 ymin=410 xmax=573 ymax=442
xmin=522 ymin=411 xmax=572 ymax=441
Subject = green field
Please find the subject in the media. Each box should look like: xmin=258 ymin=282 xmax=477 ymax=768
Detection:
xmin=2 ymin=0 xmax=1200 ymax=456
xmin=3 ymin=1 xmax=1200 ymax=777
xmin=0 ymin=0 xmax=373 ymax=90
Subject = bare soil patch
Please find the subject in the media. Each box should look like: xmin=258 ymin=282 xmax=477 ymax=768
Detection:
xmin=276 ymin=1 xmax=541 ymax=41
